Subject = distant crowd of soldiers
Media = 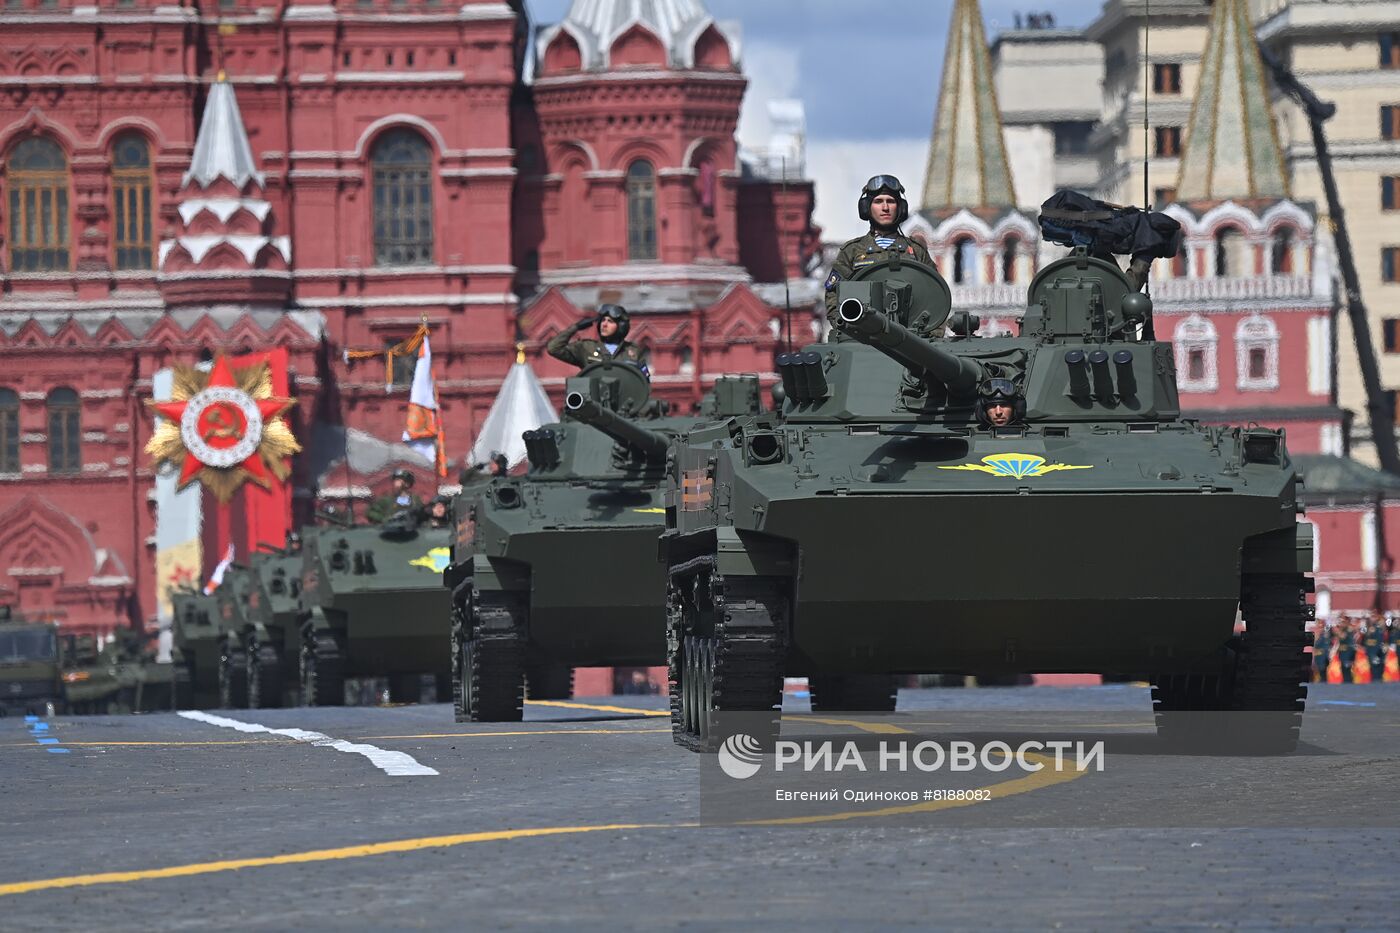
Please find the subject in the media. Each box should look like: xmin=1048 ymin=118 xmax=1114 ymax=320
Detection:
xmin=1312 ymin=614 xmax=1400 ymax=683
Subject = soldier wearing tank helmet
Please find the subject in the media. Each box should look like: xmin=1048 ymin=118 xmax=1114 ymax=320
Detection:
xmin=975 ymin=377 xmax=1026 ymax=429
xmin=824 ymin=175 xmax=934 ymax=333
xmin=546 ymin=303 xmax=650 ymax=375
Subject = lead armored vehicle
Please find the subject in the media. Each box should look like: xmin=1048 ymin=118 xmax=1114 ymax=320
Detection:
xmin=298 ymin=513 xmax=452 ymax=706
xmin=445 ymin=364 xmax=764 ymax=722
xmin=662 ymin=216 xmax=1312 ymax=752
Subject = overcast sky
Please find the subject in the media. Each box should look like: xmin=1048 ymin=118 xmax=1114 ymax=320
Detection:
xmin=524 ymin=1 xmax=1096 ymax=241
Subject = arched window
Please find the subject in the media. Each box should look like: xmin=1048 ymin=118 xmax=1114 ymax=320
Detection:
xmin=6 ymin=137 xmax=71 ymax=272
xmin=1214 ymin=226 xmax=1249 ymax=278
xmin=0 ymin=389 xmax=18 ymax=474
xmin=47 ymin=387 xmax=80 ymax=475
xmin=1173 ymin=314 xmax=1218 ymax=392
xmin=952 ymin=236 xmax=977 ymax=285
xmin=626 ymin=160 xmax=657 ymax=261
xmin=1001 ymin=237 xmax=1020 ymax=283
xmin=1236 ymin=313 xmax=1280 ymax=391
xmin=111 ymin=133 xmax=153 ymax=270
xmin=371 ymin=130 xmax=434 ymax=266
xmin=1271 ymin=227 xmax=1295 ymax=275
xmin=677 ymin=345 xmax=694 ymax=376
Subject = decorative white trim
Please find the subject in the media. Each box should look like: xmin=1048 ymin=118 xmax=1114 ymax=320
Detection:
xmin=1174 ymin=313 xmax=1219 ymax=393
xmin=1235 ymin=313 xmax=1280 ymax=392
xmin=20 ymin=433 xmax=46 ymax=443
xmin=352 ymin=115 xmax=449 ymax=159
xmin=294 ymin=293 xmax=517 ymax=309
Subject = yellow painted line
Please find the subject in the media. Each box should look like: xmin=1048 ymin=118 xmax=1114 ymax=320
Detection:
xmin=525 ymin=699 xmax=669 ymax=717
xmin=801 ymin=717 xmax=914 ymax=735
xmin=0 ymin=823 xmax=689 ymax=898
xmin=359 ymin=728 xmax=671 ymax=740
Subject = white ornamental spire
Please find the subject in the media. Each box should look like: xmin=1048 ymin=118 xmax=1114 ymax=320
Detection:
xmin=184 ymin=77 xmax=265 ymax=191
xmin=469 ymin=348 xmax=559 ymax=469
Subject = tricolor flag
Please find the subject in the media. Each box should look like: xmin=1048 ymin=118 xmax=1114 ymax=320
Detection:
xmin=403 ymin=332 xmax=447 ymax=476
xmin=203 ymin=543 xmax=235 ymax=595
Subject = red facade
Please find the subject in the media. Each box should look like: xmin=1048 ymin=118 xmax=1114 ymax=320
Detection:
xmin=0 ymin=0 xmax=817 ymax=635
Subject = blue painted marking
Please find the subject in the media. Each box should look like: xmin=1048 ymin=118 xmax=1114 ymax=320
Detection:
xmin=21 ymin=712 xmax=69 ymax=755
xmin=1317 ymin=700 xmax=1377 ymax=707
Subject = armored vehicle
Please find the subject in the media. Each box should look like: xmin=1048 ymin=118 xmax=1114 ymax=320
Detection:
xmin=214 ymin=565 xmax=257 ymax=708
xmin=236 ymin=546 xmax=304 ymax=708
xmin=171 ymin=588 xmax=225 ymax=708
xmin=298 ymin=512 xmax=452 ymax=706
xmin=662 ymin=233 xmax=1312 ymax=752
xmin=0 ymin=611 xmax=61 ymax=717
xmin=60 ymin=628 xmax=189 ymax=714
xmin=445 ymin=364 xmax=764 ymax=722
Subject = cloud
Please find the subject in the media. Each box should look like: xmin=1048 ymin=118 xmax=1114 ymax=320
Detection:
xmin=736 ymin=40 xmax=801 ymax=150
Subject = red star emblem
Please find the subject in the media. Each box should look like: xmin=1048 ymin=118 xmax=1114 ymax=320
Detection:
xmin=153 ymin=356 xmax=292 ymax=489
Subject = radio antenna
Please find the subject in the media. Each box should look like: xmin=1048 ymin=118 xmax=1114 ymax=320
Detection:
xmin=781 ymin=155 xmax=794 ymax=353
xmin=1143 ymin=0 xmax=1151 ymax=217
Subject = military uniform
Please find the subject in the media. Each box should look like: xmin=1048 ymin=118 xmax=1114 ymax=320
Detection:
xmin=824 ymin=231 xmax=935 ymax=332
xmin=366 ymin=491 xmax=423 ymax=524
xmin=546 ymin=321 xmax=649 ymax=372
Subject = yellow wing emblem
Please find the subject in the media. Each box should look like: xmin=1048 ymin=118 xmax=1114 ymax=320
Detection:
xmin=410 ymin=547 xmax=452 ymax=572
xmin=939 ymin=453 xmax=1093 ymax=479
xmin=632 ymin=507 xmax=666 ymax=514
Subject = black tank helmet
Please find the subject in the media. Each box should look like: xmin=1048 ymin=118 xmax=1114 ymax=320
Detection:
xmin=597 ymin=303 xmax=631 ymax=341
xmin=857 ymin=174 xmax=910 ymax=226
xmin=974 ymin=377 xmax=1026 ymax=426
xmin=392 ymin=467 xmax=415 ymax=487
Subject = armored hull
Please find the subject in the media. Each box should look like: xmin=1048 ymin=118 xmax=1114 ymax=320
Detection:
xmin=446 ymin=366 xmax=765 ymax=722
xmin=298 ymin=520 xmax=452 ymax=705
xmin=662 ymin=249 xmax=1313 ymax=752
xmin=171 ymin=590 xmax=225 ymax=709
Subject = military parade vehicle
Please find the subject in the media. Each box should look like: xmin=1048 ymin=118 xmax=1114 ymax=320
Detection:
xmin=214 ymin=564 xmax=257 ymax=708
xmin=298 ymin=511 xmax=453 ymax=706
xmin=0 ymin=609 xmax=61 ymax=717
xmin=235 ymin=545 xmax=305 ymax=709
xmin=172 ymin=588 xmax=225 ymax=709
xmin=59 ymin=628 xmax=189 ymax=714
xmin=445 ymin=363 xmax=764 ymax=722
xmin=661 ymin=203 xmax=1313 ymax=752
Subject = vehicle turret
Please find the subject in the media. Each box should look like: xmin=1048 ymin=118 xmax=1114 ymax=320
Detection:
xmin=562 ymin=364 xmax=671 ymax=461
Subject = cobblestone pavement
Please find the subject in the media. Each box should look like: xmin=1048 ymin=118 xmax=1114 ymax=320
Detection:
xmin=2 ymin=684 xmax=1395 ymax=931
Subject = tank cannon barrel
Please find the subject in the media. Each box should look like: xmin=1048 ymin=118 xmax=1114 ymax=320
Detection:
xmin=564 ymin=393 xmax=670 ymax=459
xmin=837 ymin=299 xmax=983 ymax=393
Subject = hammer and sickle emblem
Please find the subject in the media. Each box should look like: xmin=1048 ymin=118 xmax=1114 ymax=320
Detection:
xmin=202 ymin=406 xmax=244 ymax=443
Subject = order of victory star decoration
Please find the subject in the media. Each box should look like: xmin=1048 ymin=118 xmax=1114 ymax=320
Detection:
xmin=144 ymin=355 xmax=301 ymax=503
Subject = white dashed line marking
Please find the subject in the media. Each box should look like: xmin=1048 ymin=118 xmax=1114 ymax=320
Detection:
xmin=177 ymin=710 xmax=439 ymax=777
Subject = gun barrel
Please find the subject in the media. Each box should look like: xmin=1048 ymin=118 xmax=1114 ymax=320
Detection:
xmin=564 ymin=394 xmax=670 ymax=459
xmin=837 ymin=300 xmax=983 ymax=392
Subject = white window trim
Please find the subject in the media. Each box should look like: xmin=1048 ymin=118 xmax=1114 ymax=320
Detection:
xmin=1174 ymin=314 xmax=1219 ymax=392
xmin=1235 ymin=313 xmax=1280 ymax=391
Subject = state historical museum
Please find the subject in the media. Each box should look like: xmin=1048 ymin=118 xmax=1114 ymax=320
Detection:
xmin=0 ymin=0 xmax=819 ymax=634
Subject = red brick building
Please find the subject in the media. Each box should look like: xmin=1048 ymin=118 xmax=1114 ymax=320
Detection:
xmin=0 ymin=0 xmax=818 ymax=635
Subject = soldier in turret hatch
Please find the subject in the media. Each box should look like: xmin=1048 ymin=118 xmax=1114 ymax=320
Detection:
xmin=975 ymin=377 xmax=1025 ymax=428
xmin=824 ymin=174 xmax=934 ymax=334
xmin=367 ymin=468 xmax=424 ymax=524
xmin=546 ymin=304 xmax=650 ymax=375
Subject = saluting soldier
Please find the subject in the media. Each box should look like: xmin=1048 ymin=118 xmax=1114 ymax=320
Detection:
xmin=824 ymin=174 xmax=934 ymax=335
xmin=546 ymin=304 xmax=650 ymax=375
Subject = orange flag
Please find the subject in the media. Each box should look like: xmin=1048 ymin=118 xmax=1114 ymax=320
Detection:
xmin=1326 ymin=648 xmax=1343 ymax=684
xmin=1353 ymin=650 xmax=1372 ymax=684
xmin=1384 ymin=645 xmax=1400 ymax=683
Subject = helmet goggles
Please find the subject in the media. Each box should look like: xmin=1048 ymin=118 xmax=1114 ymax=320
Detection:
xmin=597 ymin=304 xmax=629 ymax=322
xmin=979 ymin=377 xmax=1019 ymax=401
xmin=863 ymin=174 xmax=906 ymax=196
